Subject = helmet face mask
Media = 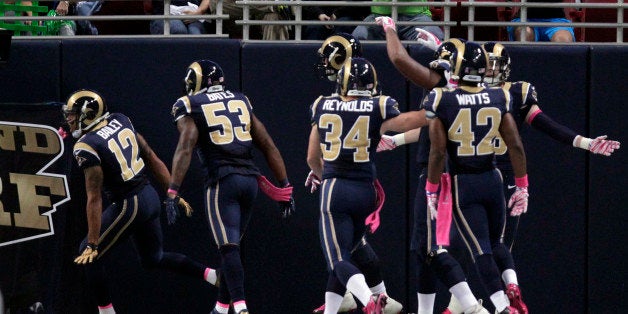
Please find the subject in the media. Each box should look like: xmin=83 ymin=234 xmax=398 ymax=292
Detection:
xmin=335 ymin=57 xmax=378 ymax=97
xmin=482 ymin=42 xmax=511 ymax=87
xmin=184 ymin=60 xmax=225 ymax=96
xmin=63 ymin=89 xmax=108 ymax=138
xmin=447 ymin=41 xmax=488 ymax=86
xmin=317 ymin=33 xmax=363 ymax=81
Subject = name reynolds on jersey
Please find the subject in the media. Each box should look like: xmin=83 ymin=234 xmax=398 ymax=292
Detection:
xmin=456 ymin=93 xmax=491 ymax=105
xmin=96 ymin=119 xmax=123 ymax=139
xmin=321 ymin=99 xmax=374 ymax=112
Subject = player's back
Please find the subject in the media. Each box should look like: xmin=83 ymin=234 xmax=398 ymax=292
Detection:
xmin=171 ymin=90 xmax=259 ymax=183
xmin=424 ymin=86 xmax=512 ymax=174
xmin=310 ymin=94 xmax=400 ymax=180
xmin=73 ymin=113 xmax=148 ymax=200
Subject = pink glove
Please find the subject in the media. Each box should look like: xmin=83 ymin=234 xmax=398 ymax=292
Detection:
xmin=304 ymin=170 xmax=321 ymax=193
xmin=58 ymin=126 xmax=68 ymax=139
xmin=257 ymin=176 xmax=293 ymax=202
xmin=415 ymin=28 xmax=442 ymax=51
xmin=377 ymin=135 xmax=397 ymax=152
xmin=508 ymin=175 xmax=529 ymax=216
xmin=588 ymin=135 xmax=620 ymax=156
xmin=375 ymin=16 xmax=396 ymax=33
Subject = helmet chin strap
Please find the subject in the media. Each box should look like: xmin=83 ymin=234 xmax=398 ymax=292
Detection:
xmin=73 ymin=112 xmax=110 ymax=138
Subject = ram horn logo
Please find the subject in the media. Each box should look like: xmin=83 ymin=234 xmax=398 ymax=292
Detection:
xmin=0 ymin=121 xmax=70 ymax=247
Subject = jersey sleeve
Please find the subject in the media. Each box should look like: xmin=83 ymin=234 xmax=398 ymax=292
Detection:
xmin=423 ymin=88 xmax=443 ymax=119
xmin=379 ymin=96 xmax=401 ymax=120
xmin=309 ymin=95 xmax=324 ymax=126
xmin=516 ymin=81 xmax=539 ymax=118
xmin=171 ymin=96 xmax=191 ymax=123
xmin=72 ymin=141 xmax=100 ymax=170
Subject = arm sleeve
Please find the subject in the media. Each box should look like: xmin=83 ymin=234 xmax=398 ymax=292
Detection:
xmin=529 ymin=111 xmax=579 ymax=145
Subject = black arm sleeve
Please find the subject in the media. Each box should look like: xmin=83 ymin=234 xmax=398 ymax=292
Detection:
xmin=529 ymin=111 xmax=579 ymax=145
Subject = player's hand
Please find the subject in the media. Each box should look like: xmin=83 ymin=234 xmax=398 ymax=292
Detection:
xmin=163 ymin=196 xmax=188 ymax=225
xmin=415 ymin=28 xmax=442 ymax=51
xmin=304 ymin=170 xmax=321 ymax=193
xmin=508 ymin=187 xmax=529 ymax=216
xmin=588 ymin=135 xmax=620 ymax=156
xmin=278 ymin=196 xmax=295 ymax=218
xmin=429 ymin=59 xmax=454 ymax=87
xmin=377 ymin=134 xmax=398 ymax=152
xmin=375 ymin=16 xmax=396 ymax=33
xmin=426 ymin=192 xmax=438 ymax=220
xmin=74 ymin=243 xmax=98 ymax=264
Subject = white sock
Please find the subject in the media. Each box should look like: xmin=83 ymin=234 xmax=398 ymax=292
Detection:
xmin=501 ymin=269 xmax=518 ymax=286
xmin=369 ymin=281 xmax=386 ymax=295
xmin=323 ymin=291 xmax=344 ymax=314
xmin=448 ymin=294 xmax=466 ymax=314
xmin=489 ymin=290 xmax=509 ymax=312
xmin=98 ymin=304 xmax=115 ymax=314
xmin=214 ymin=302 xmax=229 ymax=314
xmin=233 ymin=300 xmax=247 ymax=313
xmin=449 ymin=282 xmax=478 ymax=311
xmin=346 ymin=273 xmax=372 ymax=306
xmin=417 ymin=292 xmax=435 ymax=314
xmin=204 ymin=267 xmax=218 ymax=285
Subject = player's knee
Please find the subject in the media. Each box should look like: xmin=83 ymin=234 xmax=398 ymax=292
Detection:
xmin=219 ymin=243 xmax=240 ymax=257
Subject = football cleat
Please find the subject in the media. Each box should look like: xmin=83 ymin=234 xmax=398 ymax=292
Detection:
xmin=464 ymin=301 xmax=489 ymax=314
xmin=496 ymin=306 xmax=519 ymax=314
xmin=383 ymin=295 xmax=403 ymax=314
xmin=237 ymin=310 xmax=249 ymax=314
xmin=505 ymin=284 xmax=528 ymax=314
xmin=363 ymin=293 xmax=387 ymax=314
xmin=313 ymin=291 xmax=358 ymax=314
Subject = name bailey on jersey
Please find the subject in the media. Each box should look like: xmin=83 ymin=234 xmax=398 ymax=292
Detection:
xmin=322 ymin=99 xmax=374 ymax=112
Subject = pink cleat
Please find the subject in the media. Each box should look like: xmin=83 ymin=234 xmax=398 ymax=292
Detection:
xmin=363 ymin=294 xmax=387 ymax=314
xmin=506 ymin=284 xmax=528 ymax=314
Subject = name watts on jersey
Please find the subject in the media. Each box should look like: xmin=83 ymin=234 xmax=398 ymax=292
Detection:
xmin=206 ymin=91 xmax=235 ymax=101
xmin=456 ymin=93 xmax=491 ymax=105
xmin=322 ymin=99 xmax=374 ymax=112
xmin=96 ymin=119 xmax=123 ymax=139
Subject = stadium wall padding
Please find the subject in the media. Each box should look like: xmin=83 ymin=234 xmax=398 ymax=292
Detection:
xmin=0 ymin=38 xmax=625 ymax=314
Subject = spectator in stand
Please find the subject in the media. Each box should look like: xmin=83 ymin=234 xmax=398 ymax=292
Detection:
xmin=302 ymin=0 xmax=369 ymax=40
xmin=507 ymin=0 xmax=575 ymax=42
xmin=352 ymin=0 xmax=443 ymax=41
xmin=149 ymin=0 xmax=209 ymax=34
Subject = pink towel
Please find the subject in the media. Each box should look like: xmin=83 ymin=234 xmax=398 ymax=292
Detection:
xmin=436 ymin=173 xmax=452 ymax=246
xmin=365 ymin=179 xmax=385 ymax=233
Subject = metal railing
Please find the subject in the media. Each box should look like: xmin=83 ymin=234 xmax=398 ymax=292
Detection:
xmin=1 ymin=0 xmax=625 ymax=43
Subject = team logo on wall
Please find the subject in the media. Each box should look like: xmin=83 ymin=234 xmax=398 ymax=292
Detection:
xmin=0 ymin=121 xmax=70 ymax=247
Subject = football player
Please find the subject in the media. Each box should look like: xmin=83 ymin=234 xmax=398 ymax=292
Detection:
xmin=167 ymin=60 xmax=295 ymax=314
xmin=309 ymin=32 xmax=404 ymax=314
xmin=424 ymin=41 xmax=526 ymax=314
xmin=65 ymin=89 xmax=219 ymax=314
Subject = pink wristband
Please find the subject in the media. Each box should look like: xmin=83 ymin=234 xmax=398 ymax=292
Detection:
xmin=515 ymin=175 xmax=528 ymax=188
xmin=167 ymin=188 xmax=178 ymax=196
xmin=425 ymin=181 xmax=439 ymax=193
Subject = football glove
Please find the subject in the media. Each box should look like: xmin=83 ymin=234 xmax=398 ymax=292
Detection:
xmin=427 ymin=191 xmax=438 ymax=220
xmin=74 ymin=243 xmax=98 ymax=264
xmin=415 ymin=27 xmax=442 ymax=51
xmin=377 ymin=134 xmax=397 ymax=152
xmin=508 ymin=187 xmax=529 ymax=216
xmin=375 ymin=16 xmax=396 ymax=33
xmin=588 ymin=135 xmax=620 ymax=156
xmin=278 ymin=196 xmax=295 ymax=218
xmin=163 ymin=195 xmax=193 ymax=225
xmin=304 ymin=170 xmax=321 ymax=193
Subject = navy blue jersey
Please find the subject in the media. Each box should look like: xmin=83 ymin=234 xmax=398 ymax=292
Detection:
xmin=73 ymin=113 xmax=148 ymax=200
xmin=424 ymin=86 xmax=512 ymax=174
xmin=494 ymin=81 xmax=539 ymax=170
xmin=171 ymin=91 xmax=260 ymax=185
xmin=310 ymin=95 xmax=401 ymax=180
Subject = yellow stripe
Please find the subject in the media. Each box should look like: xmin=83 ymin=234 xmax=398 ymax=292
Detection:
xmin=321 ymin=179 xmax=342 ymax=268
xmin=98 ymin=196 xmax=138 ymax=258
xmin=432 ymin=89 xmax=443 ymax=113
xmin=453 ymin=175 xmax=484 ymax=255
xmin=73 ymin=142 xmax=99 ymax=159
xmin=311 ymin=96 xmax=323 ymax=122
xmin=379 ymin=96 xmax=388 ymax=119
